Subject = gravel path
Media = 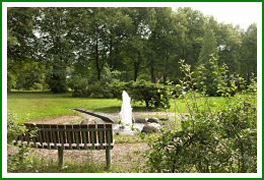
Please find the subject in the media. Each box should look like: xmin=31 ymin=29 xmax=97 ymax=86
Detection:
xmin=8 ymin=142 xmax=149 ymax=172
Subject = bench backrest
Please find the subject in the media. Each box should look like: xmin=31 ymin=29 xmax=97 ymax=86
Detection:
xmin=15 ymin=123 xmax=113 ymax=150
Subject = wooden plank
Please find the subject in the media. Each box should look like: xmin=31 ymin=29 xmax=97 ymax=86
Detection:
xmin=88 ymin=124 xmax=96 ymax=149
xmin=103 ymin=124 xmax=107 ymax=145
xmin=42 ymin=124 xmax=51 ymax=149
xmin=72 ymin=124 xmax=81 ymax=149
xmin=35 ymin=124 xmax=44 ymax=147
xmin=65 ymin=124 xmax=73 ymax=149
xmin=105 ymin=124 xmax=113 ymax=145
xmin=50 ymin=124 xmax=58 ymax=149
xmin=58 ymin=125 xmax=66 ymax=149
xmin=95 ymin=124 xmax=99 ymax=146
xmin=98 ymin=124 xmax=104 ymax=147
xmin=80 ymin=124 xmax=88 ymax=149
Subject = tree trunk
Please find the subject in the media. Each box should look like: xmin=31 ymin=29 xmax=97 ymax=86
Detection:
xmin=134 ymin=52 xmax=141 ymax=81
xmin=108 ymin=38 xmax=113 ymax=68
xmin=164 ymin=56 xmax=169 ymax=84
xmin=151 ymin=64 xmax=155 ymax=83
xmin=95 ymin=40 xmax=101 ymax=81
xmin=134 ymin=62 xmax=139 ymax=81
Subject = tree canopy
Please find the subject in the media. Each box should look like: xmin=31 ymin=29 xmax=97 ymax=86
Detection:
xmin=7 ymin=7 xmax=257 ymax=92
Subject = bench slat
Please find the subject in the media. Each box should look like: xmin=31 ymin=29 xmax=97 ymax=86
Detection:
xmin=58 ymin=125 xmax=65 ymax=150
xmin=89 ymin=124 xmax=96 ymax=149
xmin=98 ymin=124 xmax=104 ymax=147
xmin=80 ymin=124 xmax=88 ymax=149
xmin=72 ymin=125 xmax=81 ymax=149
xmin=16 ymin=123 xmax=113 ymax=150
xmin=65 ymin=125 xmax=73 ymax=149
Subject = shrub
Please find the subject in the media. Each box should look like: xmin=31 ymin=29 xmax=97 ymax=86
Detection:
xmin=7 ymin=72 xmax=16 ymax=91
xmin=68 ymin=75 xmax=89 ymax=97
xmin=194 ymin=57 xmax=245 ymax=97
xmin=128 ymin=80 xmax=171 ymax=108
xmin=88 ymin=82 xmax=112 ymax=98
xmin=142 ymin=59 xmax=257 ymax=173
xmin=7 ymin=113 xmax=27 ymax=145
xmin=109 ymin=80 xmax=127 ymax=99
xmin=68 ymin=68 xmax=124 ymax=98
xmin=46 ymin=64 xmax=67 ymax=93
xmin=7 ymin=113 xmax=34 ymax=172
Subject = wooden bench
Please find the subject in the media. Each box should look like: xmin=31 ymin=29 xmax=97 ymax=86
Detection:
xmin=13 ymin=123 xmax=114 ymax=168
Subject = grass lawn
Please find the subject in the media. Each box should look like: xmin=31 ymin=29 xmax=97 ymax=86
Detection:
xmin=7 ymin=92 xmax=255 ymax=122
xmin=7 ymin=92 xmax=124 ymax=121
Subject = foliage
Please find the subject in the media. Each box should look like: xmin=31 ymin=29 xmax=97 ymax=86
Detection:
xmin=7 ymin=113 xmax=27 ymax=145
xmin=8 ymin=146 xmax=33 ymax=172
xmin=68 ymin=75 xmax=89 ymax=97
xmin=127 ymin=80 xmax=171 ymax=108
xmin=68 ymin=67 xmax=123 ymax=98
xmin=194 ymin=57 xmax=245 ymax=97
xmin=7 ymin=113 xmax=34 ymax=172
xmin=7 ymin=7 xmax=257 ymax=92
xmin=198 ymin=26 xmax=218 ymax=64
xmin=7 ymin=71 xmax=16 ymax=91
xmin=109 ymin=80 xmax=127 ymax=98
xmin=15 ymin=62 xmax=48 ymax=90
xmin=46 ymin=63 xmax=68 ymax=93
xmin=142 ymin=60 xmax=257 ymax=173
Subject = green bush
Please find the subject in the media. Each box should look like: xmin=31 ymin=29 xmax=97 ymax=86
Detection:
xmin=88 ymin=82 xmax=113 ymax=98
xmin=69 ymin=68 xmax=124 ymax=98
xmin=46 ymin=64 xmax=67 ymax=93
xmin=7 ymin=72 xmax=16 ymax=92
xmin=194 ymin=57 xmax=246 ymax=97
xmin=128 ymin=80 xmax=171 ymax=108
xmin=109 ymin=80 xmax=127 ymax=98
xmin=142 ymin=60 xmax=257 ymax=173
xmin=68 ymin=75 xmax=90 ymax=97
xmin=7 ymin=113 xmax=34 ymax=172
xmin=7 ymin=113 xmax=27 ymax=145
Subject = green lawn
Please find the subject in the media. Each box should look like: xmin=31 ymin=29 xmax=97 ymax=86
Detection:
xmin=7 ymin=92 xmax=255 ymax=122
xmin=7 ymin=92 xmax=124 ymax=121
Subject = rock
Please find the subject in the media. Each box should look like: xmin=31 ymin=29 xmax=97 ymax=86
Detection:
xmin=147 ymin=117 xmax=159 ymax=124
xmin=159 ymin=117 xmax=169 ymax=121
xmin=80 ymin=118 xmax=104 ymax=124
xmin=80 ymin=119 xmax=89 ymax=124
xmin=134 ymin=117 xmax=147 ymax=123
xmin=141 ymin=123 xmax=161 ymax=133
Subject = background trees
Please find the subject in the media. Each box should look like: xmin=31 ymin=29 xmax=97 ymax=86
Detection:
xmin=7 ymin=7 xmax=257 ymax=93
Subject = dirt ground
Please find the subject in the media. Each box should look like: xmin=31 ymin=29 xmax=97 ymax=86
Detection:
xmin=8 ymin=142 xmax=149 ymax=172
xmin=30 ymin=111 xmax=177 ymax=125
xmin=32 ymin=115 xmax=83 ymax=124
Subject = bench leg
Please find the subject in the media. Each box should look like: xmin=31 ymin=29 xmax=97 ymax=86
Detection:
xmin=58 ymin=147 xmax=64 ymax=167
xmin=105 ymin=148 xmax=111 ymax=169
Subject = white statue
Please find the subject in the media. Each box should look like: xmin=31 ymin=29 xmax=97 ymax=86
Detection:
xmin=119 ymin=90 xmax=133 ymax=125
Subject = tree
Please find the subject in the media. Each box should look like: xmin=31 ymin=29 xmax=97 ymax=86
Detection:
xmin=36 ymin=7 xmax=76 ymax=93
xmin=239 ymin=24 xmax=257 ymax=79
xmin=175 ymin=8 xmax=206 ymax=66
xmin=147 ymin=7 xmax=178 ymax=83
xmin=122 ymin=8 xmax=152 ymax=81
xmin=216 ymin=24 xmax=242 ymax=73
xmin=198 ymin=26 xmax=218 ymax=64
xmin=7 ymin=7 xmax=37 ymax=91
